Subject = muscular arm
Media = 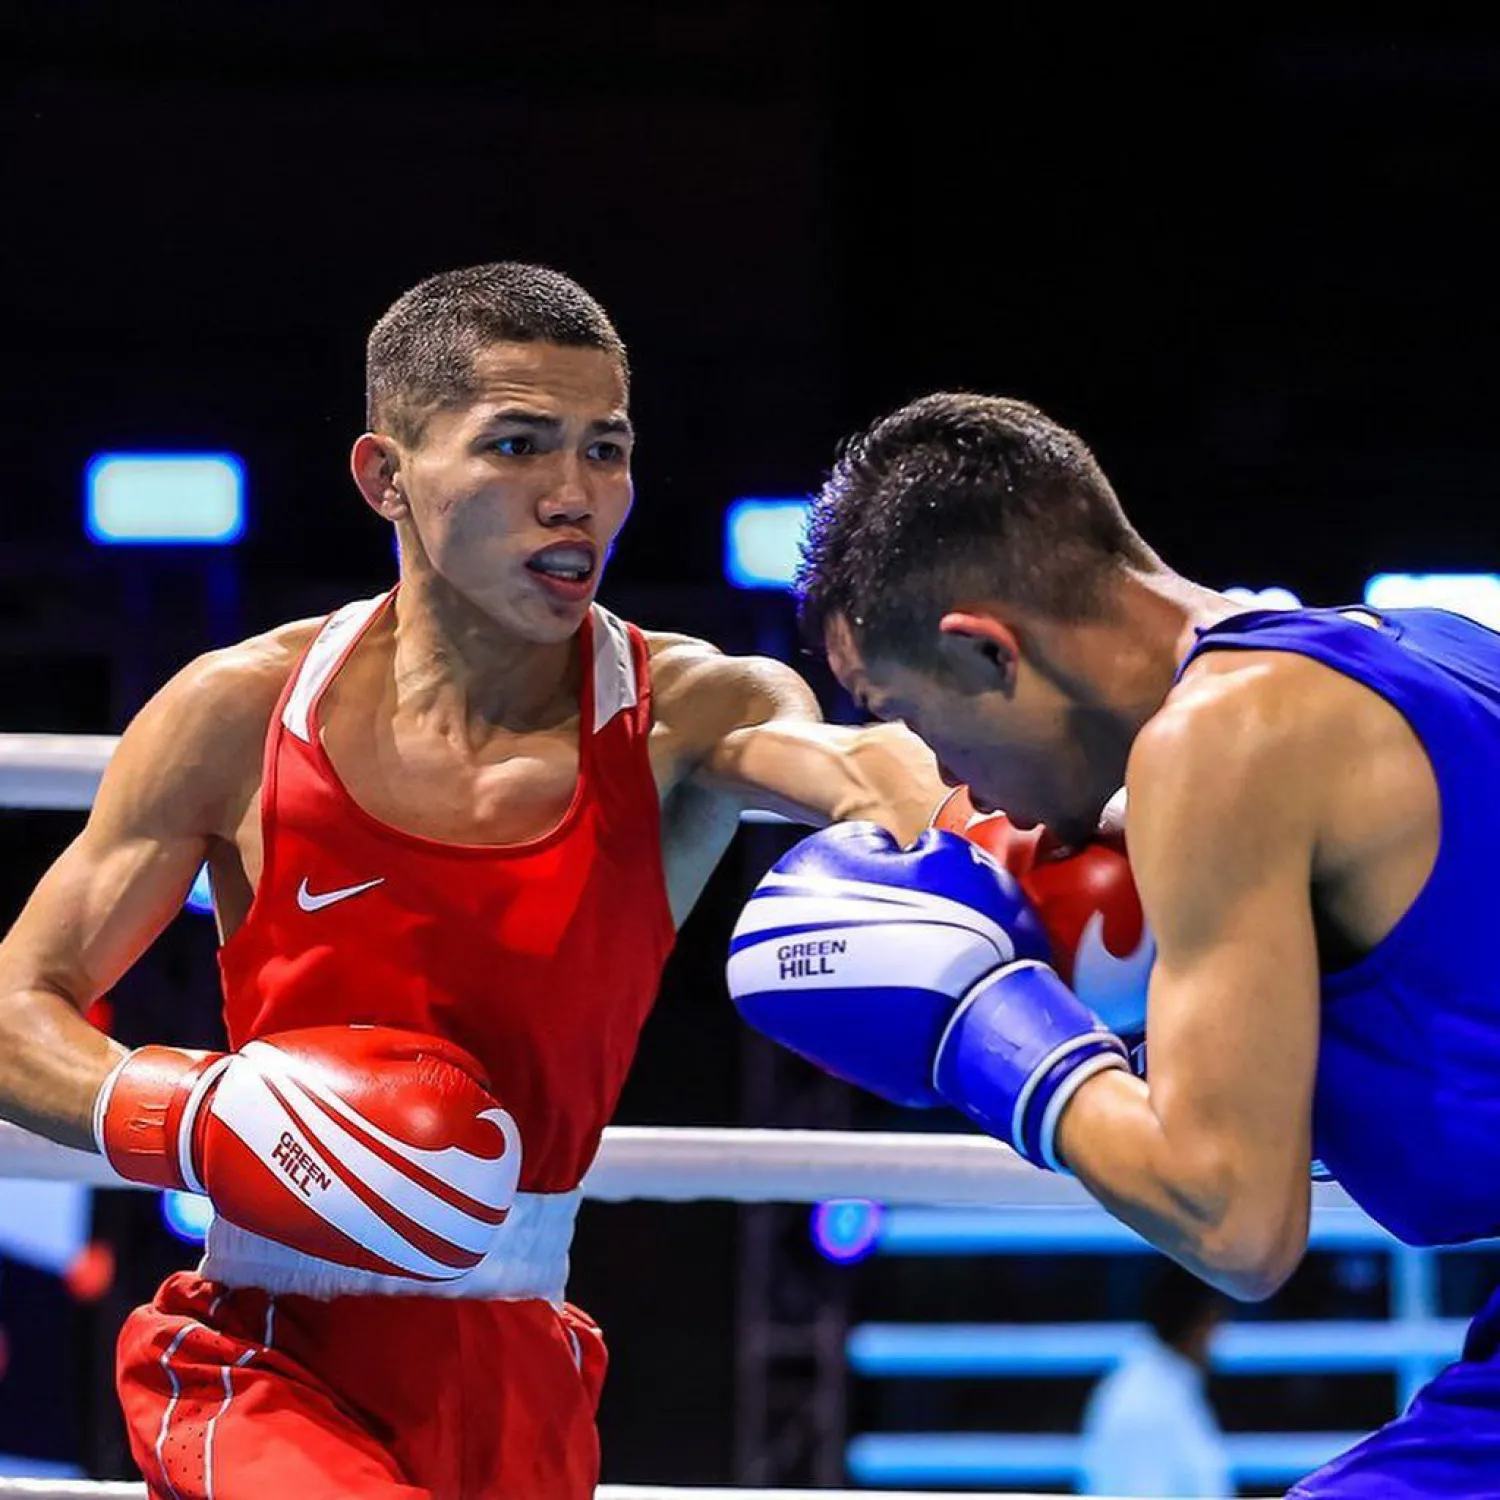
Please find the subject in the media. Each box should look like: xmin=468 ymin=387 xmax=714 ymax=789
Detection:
xmin=1053 ymin=672 xmax=1322 ymax=1300
xmin=669 ymin=647 xmax=945 ymax=844
xmin=0 ymin=635 xmax=300 ymax=1149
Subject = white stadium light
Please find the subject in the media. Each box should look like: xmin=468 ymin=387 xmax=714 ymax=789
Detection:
xmin=1223 ymin=585 xmax=1303 ymax=610
xmin=724 ymin=497 xmax=812 ymax=590
xmin=1364 ymin=573 xmax=1500 ymax=630
xmin=85 ymin=451 xmax=246 ymax=545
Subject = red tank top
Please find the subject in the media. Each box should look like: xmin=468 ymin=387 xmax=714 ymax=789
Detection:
xmin=218 ymin=593 xmax=676 ymax=1194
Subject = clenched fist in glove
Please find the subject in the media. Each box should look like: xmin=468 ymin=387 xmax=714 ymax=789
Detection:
xmin=727 ymin=822 xmax=1129 ymax=1171
xmin=94 ymin=1025 xmax=521 ymax=1281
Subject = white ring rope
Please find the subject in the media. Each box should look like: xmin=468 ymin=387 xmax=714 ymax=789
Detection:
xmin=0 ymin=1117 xmax=1356 ymax=1211
xmin=0 ymin=735 xmax=119 ymax=811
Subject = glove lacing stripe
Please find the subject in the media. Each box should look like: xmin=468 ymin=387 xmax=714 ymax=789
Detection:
xmin=176 ymin=1055 xmax=235 ymax=1196
xmin=91 ymin=1052 xmax=132 ymax=1163
xmin=1038 ymin=1047 xmax=1129 ymax=1173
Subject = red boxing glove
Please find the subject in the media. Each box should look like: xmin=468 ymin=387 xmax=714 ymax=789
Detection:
xmin=933 ymin=787 xmax=1155 ymax=1036
xmin=93 ymin=1026 xmax=520 ymax=1282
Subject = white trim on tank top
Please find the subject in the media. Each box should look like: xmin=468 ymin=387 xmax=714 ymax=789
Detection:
xmin=282 ymin=595 xmax=637 ymax=741
xmin=590 ymin=604 xmax=639 ymax=732
xmin=282 ymin=594 xmax=387 ymax=743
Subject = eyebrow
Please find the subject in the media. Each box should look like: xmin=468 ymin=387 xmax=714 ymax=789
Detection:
xmin=484 ymin=408 xmax=634 ymax=440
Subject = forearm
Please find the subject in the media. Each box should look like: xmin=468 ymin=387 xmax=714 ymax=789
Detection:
xmin=0 ymin=986 xmax=127 ymax=1149
xmin=706 ymin=719 xmax=945 ymax=844
xmin=829 ymin=725 xmax=948 ymax=842
xmin=1055 ymin=1068 xmax=1309 ymax=1300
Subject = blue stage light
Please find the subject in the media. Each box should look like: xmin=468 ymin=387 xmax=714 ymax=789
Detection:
xmin=184 ymin=864 xmax=214 ymax=915
xmin=86 ymin=452 xmax=246 ymax=545
xmin=811 ymin=1198 xmax=883 ymax=1264
xmin=1365 ymin=572 xmax=1500 ymax=629
xmin=161 ymin=1190 xmax=215 ymax=1245
xmin=724 ymin=498 xmax=811 ymax=590
xmin=845 ymin=1430 xmax=1358 ymax=1488
xmin=846 ymin=1317 xmax=1467 ymax=1377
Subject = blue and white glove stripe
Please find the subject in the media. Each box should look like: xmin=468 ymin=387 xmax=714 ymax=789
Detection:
xmin=933 ymin=959 xmax=1130 ymax=1172
xmin=731 ymin=869 xmax=1035 ymax=957
xmin=727 ymin=824 xmax=1054 ymax=1110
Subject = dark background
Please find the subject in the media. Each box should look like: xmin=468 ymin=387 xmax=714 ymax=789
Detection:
xmin=1 ymin=4 xmax=1498 ymax=1489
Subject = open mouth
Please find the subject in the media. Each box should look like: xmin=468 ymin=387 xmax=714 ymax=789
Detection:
xmin=525 ymin=543 xmax=597 ymax=584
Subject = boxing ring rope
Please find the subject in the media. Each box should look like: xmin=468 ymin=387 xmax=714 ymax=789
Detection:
xmin=0 ymin=735 xmax=118 ymax=811
xmin=0 ymin=1116 xmax=1356 ymax=1212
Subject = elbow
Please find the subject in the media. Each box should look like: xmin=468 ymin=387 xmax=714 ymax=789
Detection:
xmin=1195 ymin=1214 xmax=1307 ymax=1303
xmin=1214 ymin=1251 xmax=1301 ymax=1304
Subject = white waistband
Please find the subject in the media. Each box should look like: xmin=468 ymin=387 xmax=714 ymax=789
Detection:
xmin=198 ymin=1188 xmax=581 ymax=1303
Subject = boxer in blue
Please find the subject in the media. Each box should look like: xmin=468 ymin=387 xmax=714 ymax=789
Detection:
xmin=728 ymin=392 xmax=1500 ymax=1495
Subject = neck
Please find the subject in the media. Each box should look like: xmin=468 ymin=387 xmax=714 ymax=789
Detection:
xmin=1121 ymin=563 xmax=1245 ymax=703
xmin=386 ymin=572 xmax=583 ymax=736
xmin=1036 ymin=565 xmax=1244 ymax=733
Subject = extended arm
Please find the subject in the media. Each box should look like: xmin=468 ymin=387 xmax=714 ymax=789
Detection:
xmin=677 ymin=649 xmax=946 ymax=844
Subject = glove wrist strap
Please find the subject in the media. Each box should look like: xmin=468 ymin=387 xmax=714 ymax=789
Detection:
xmin=95 ymin=1045 xmax=225 ymax=1191
xmin=1037 ymin=1048 xmax=1128 ymax=1173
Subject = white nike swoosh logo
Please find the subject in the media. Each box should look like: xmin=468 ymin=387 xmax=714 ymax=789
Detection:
xmin=296 ymin=876 xmax=386 ymax=913
xmin=1071 ymin=909 xmax=1156 ymax=1035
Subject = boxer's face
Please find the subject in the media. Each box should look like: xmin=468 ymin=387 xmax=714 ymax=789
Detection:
xmin=376 ymin=341 xmax=634 ymax=645
xmin=826 ymin=613 xmax=1120 ymax=849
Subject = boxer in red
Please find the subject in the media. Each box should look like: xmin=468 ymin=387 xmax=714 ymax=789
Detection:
xmin=0 ymin=263 xmax=943 ymax=1498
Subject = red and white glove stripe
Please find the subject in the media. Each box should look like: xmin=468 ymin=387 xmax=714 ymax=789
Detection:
xmin=92 ymin=1029 xmax=522 ymax=1283
xmin=209 ymin=1041 xmax=520 ymax=1280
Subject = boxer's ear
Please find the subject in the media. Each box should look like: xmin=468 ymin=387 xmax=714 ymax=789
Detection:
xmin=351 ymin=433 xmax=408 ymax=521
xmin=938 ymin=612 xmax=1020 ymax=696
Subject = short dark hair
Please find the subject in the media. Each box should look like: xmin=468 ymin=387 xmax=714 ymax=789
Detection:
xmin=366 ymin=262 xmax=628 ymax=445
xmin=1144 ymin=1260 xmax=1226 ymax=1349
xmin=797 ymin=393 xmax=1153 ymax=666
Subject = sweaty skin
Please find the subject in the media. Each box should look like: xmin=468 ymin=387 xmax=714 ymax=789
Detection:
xmin=1053 ymin=646 xmax=1437 ymax=1298
xmin=0 ymin=338 xmax=944 ymax=1154
xmin=831 ymin=587 xmax=1439 ymax=1299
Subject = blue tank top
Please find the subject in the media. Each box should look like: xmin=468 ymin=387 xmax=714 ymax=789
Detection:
xmin=1178 ymin=606 xmax=1500 ymax=1245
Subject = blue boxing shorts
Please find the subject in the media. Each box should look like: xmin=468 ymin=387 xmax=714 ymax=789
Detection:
xmin=1288 ymin=1285 xmax=1500 ymax=1496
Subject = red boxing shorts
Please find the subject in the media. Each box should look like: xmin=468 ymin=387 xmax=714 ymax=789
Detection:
xmin=116 ymin=1272 xmax=608 ymax=1499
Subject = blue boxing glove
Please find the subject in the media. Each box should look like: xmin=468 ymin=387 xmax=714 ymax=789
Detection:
xmin=727 ymin=822 xmax=1129 ymax=1169
xmin=932 ymin=961 xmax=1131 ymax=1170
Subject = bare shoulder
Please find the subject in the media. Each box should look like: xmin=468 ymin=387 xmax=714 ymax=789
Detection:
xmin=1127 ymin=646 xmax=1424 ymax=890
xmin=644 ymin=629 xmax=820 ymax=739
xmin=1138 ymin=647 xmax=1413 ymax=790
xmin=95 ymin=616 xmax=324 ymax=836
xmin=159 ymin=617 xmax=322 ymax=746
